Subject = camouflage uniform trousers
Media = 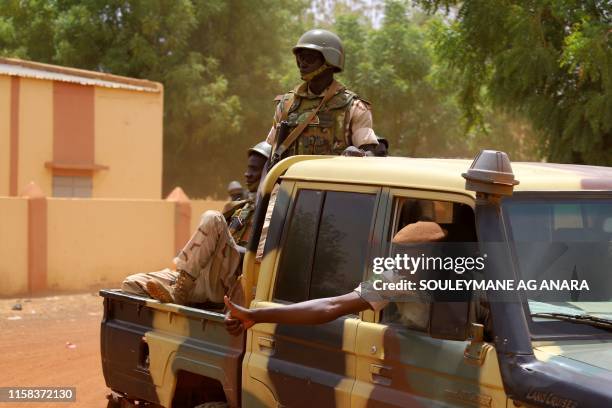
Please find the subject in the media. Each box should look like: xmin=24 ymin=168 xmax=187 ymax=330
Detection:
xmin=122 ymin=210 xmax=242 ymax=303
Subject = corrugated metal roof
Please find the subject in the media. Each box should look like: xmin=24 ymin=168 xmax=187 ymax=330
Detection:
xmin=0 ymin=58 xmax=161 ymax=92
xmin=282 ymin=156 xmax=612 ymax=194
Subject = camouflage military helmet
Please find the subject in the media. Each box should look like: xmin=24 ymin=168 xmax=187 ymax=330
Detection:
xmin=248 ymin=141 xmax=272 ymax=160
xmin=293 ymin=29 xmax=344 ymax=72
xmin=227 ymin=180 xmax=243 ymax=194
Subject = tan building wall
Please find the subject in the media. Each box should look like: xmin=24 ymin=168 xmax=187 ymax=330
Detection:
xmin=46 ymin=198 xmax=175 ymax=291
xmin=0 ymin=77 xmax=10 ymax=196
xmin=94 ymin=87 xmax=163 ymax=199
xmin=0 ymin=198 xmax=28 ymax=295
xmin=19 ymin=78 xmax=53 ymax=195
xmin=0 ymin=59 xmax=212 ymax=297
xmin=0 ymin=58 xmax=163 ymax=199
xmin=0 ymin=196 xmax=224 ymax=296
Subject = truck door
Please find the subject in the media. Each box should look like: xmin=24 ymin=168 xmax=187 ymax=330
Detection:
xmin=351 ymin=190 xmax=508 ymax=407
xmin=244 ymin=182 xmax=383 ymax=408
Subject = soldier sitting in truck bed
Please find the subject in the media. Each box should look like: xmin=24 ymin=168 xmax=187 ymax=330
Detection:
xmin=222 ymin=180 xmax=246 ymax=213
xmin=121 ymin=141 xmax=271 ymax=306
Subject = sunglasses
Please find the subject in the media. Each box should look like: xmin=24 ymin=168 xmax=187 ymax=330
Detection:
xmin=295 ymin=51 xmax=321 ymax=65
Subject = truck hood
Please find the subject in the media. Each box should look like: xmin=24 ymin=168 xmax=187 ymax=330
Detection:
xmin=534 ymin=341 xmax=612 ymax=372
xmin=530 ymin=301 xmax=612 ymax=371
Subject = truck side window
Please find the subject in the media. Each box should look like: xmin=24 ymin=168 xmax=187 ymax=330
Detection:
xmin=381 ymin=198 xmax=477 ymax=331
xmin=274 ymin=189 xmax=376 ymax=303
xmin=309 ymin=191 xmax=376 ymax=299
xmin=274 ymin=189 xmax=324 ymax=303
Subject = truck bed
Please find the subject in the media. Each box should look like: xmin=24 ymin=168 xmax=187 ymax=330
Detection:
xmin=100 ymin=289 xmax=244 ymax=408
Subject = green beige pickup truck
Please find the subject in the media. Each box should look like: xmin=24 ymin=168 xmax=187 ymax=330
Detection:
xmin=100 ymin=151 xmax=612 ymax=407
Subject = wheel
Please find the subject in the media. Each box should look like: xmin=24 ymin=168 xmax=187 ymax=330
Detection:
xmin=106 ymin=392 xmax=121 ymax=408
xmin=106 ymin=392 xmax=138 ymax=408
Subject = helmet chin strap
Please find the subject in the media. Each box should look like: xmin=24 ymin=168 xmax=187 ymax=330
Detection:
xmin=300 ymin=63 xmax=331 ymax=81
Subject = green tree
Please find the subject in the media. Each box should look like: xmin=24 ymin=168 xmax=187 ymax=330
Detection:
xmin=418 ymin=0 xmax=612 ymax=165
xmin=332 ymin=0 xmax=540 ymax=160
xmin=333 ymin=3 xmax=456 ymax=157
xmin=174 ymin=0 xmax=307 ymax=197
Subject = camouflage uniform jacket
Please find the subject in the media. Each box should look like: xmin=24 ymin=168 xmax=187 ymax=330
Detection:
xmin=265 ymin=80 xmax=377 ymax=155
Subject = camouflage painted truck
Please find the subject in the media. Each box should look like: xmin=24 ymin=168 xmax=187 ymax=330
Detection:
xmin=100 ymin=151 xmax=612 ymax=407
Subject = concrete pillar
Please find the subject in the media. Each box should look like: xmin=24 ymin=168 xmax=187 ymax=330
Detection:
xmin=9 ymin=77 xmax=20 ymax=196
xmin=166 ymin=187 xmax=192 ymax=254
xmin=21 ymin=181 xmax=47 ymax=293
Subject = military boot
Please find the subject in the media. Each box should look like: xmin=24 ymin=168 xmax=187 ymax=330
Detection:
xmin=146 ymin=270 xmax=195 ymax=305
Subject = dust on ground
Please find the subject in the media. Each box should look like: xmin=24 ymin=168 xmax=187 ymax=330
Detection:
xmin=0 ymin=293 xmax=109 ymax=408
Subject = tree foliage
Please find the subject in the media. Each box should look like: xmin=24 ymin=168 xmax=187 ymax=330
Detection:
xmin=331 ymin=0 xmax=539 ymax=159
xmin=0 ymin=0 xmax=556 ymax=198
xmin=417 ymin=0 xmax=612 ymax=165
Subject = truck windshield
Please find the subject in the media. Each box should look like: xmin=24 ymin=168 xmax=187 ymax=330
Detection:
xmin=503 ymin=195 xmax=612 ymax=334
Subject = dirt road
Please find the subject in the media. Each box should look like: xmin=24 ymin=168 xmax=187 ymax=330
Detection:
xmin=0 ymin=293 xmax=109 ymax=408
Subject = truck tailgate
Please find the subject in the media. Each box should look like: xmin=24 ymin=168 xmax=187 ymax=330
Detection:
xmin=100 ymin=289 xmax=244 ymax=407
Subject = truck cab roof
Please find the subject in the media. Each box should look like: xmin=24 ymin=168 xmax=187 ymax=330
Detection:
xmin=281 ymin=156 xmax=612 ymax=194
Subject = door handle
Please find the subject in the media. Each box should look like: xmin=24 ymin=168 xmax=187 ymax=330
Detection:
xmin=370 ymin=363 xmax=392 ymax=376
xmin=370 ymin=363 xmax=392 ymax=386
xmin=257 ymin=336 xmax=275 ymax=350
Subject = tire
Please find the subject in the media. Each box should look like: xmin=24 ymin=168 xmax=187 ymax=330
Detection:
xmin=106 ymin=392 xmax=139 ymax=408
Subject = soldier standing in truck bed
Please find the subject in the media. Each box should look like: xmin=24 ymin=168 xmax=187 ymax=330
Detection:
xmin=256 ymin=29 xmax=379 ymax=261
xmin=266 ymin=28 xmax=378 ymax=166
